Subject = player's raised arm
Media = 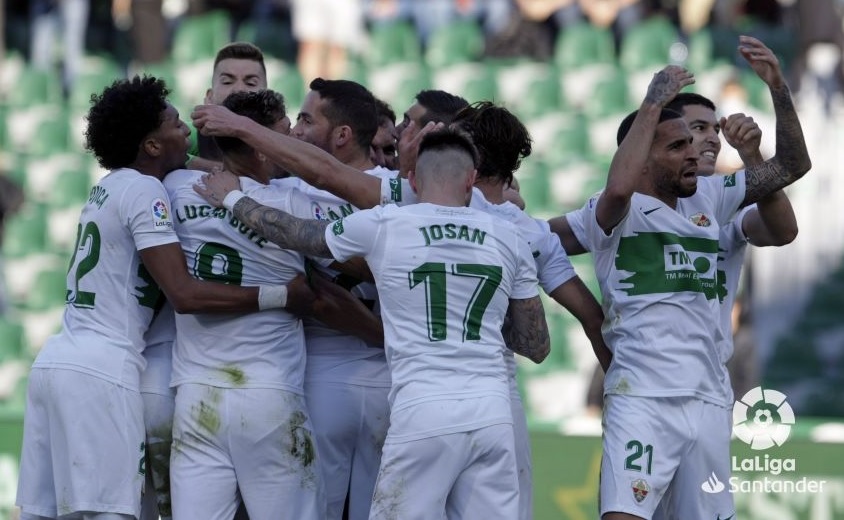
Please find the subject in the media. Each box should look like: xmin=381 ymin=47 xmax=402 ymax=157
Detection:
xmin=597 ymin=66 xmax=694 ymax=233
xmin=504 ymin=296 xmax=550 ymax=364
xmin=547 ymin=215 xmax=588 ymax=256
xmin=721 ymin=112 xmax=798 ymax=246
xmin=193 ymin=103 xmax=384 ymax=209
xmin=738 ymin=35 xmax=812 ymax=207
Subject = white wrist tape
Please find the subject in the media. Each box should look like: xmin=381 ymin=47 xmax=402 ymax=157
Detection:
xmin=223 ymin=190 xmax=247 ymax=210
xmin=258 ymin=285 xmax=288 ymax=310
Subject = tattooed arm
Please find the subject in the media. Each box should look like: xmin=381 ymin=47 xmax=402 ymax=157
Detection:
xmin=232 ymin=196 xmax=334 ymax=258
xmin=736 ymin=36 xmax=812 ymax=206
xmin=503 ymin=296 xmax=550 ymax=364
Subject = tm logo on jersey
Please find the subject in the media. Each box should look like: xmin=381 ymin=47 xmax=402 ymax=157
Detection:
xmin=616 ymin=232 xmax=720 ymax=299
xmin=151 ymin=198 xmax=173 ymax=230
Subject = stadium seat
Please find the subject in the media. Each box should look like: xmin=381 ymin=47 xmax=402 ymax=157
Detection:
xmin=70 ymin=70 xmax=124 ymax=110
xmin=369 ymin=62 xmax=432 ymax=112
xmin=554 ymin=22 xmax=615 ymax=72
xmin=516 ymin=159 xmax=552 ymax=214
xmin=619 ymin=16 xmax=679 ymax=72
xmin=3 ymin=203 xmax=49 ymax=258
xmin=48 ymin=168 xmax=91 ymax=210
xmin=543 ymin=113 xmax=592 ymax=166
xmin=513 ymin=73 xmax=565 ymax=120
xmin=6 ymin=67 xmax=63 ymax=108
xmin=366 ymin=21 xmax=423 ymax=68
xmin=172 ymin=10 xmax=232 ymax=64
xmin=271 ymin=64 xmax=306 ymax=110
xmin=582 ymin=67 xmax=631 ymax=119
xmin=26 ymin=115 xmax=71 ymax=157
xmin=686 ymin=28 xmax=716 ymax=72
xmin=25 ymin=267 xmax=69 ymax=312
xmin=425 ymin=20 xmax=484 ymax=69
xmin=0 ymin=319 xmax=26 ymax=362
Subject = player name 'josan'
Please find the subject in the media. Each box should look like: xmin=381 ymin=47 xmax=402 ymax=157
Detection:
xmin=176 ymin=203 xmax=268 ymax=248
xmin=419 ymin=223 xmax=487 ymax=247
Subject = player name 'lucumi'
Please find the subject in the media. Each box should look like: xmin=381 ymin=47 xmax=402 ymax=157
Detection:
xmin=419 ymin=223 xmax=487 ymax=247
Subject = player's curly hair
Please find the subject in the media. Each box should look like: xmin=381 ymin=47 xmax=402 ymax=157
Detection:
xmin=84 ymin=75 xmax=170 ymax=170
xmin=452 ymin=101 xmax=532 ymax=188
xmin=215 ymin=90 xmax=287 ymax=156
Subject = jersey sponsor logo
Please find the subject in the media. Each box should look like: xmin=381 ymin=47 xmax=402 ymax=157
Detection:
xmin=151 ymin=198 xmax=173 ymax=230
xmin=389 ymin=177 xmax=402 ymax=201
xmin=631 ymin=478 xmax=650 ymax=503
xmin=642 ymin=207 xmax=661 ymax=216
xmin=332 ymin=219 xmax=344 ymax=235
xmin=689 ymin=212 xmax=712 ymax=227
xmin=616 ymin=232 xmax=720 ymax=299
xmin=701 ymin=471 xmax=725 ymax=493
xmin=723 ymin=173 xmax=737 ymax=187
xmin=733 ymin=387 xmax=795 ymax=450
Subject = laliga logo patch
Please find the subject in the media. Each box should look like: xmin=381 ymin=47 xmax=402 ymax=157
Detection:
xmin=332 ymin=219 xmax=344 ymax=236
xmin=151 ymin=198 xmax=173 ymax=230
xmin=689 ymin=212 xmax=711 ymax=227
xmin=631 ymin=479 xmax=650 ymax=503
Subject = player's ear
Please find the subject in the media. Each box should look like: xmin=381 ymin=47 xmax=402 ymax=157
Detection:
xmin=142 ymin=137 xmax=162 ymax=158
xmin=466 ymin=169 xmax=478 ymax=190
xmin=408 ymin=169 xmax=419 ymax=194
xmin=204 ymin=88 xmax=213 ymax=104
xmin=334 ymin=125 xmax=352 ymax=147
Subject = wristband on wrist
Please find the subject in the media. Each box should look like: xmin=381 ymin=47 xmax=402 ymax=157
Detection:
xmin=258 ymin=285 xmax=289 ymax=310
xmin=223 ymin=190 xmax=247 ymax=210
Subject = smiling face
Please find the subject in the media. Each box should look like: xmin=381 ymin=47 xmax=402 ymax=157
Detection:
xmin=647 ymin=118 xmax=700 ymax=200
xmin=291 ymin=90 xmax=335 ymax=153
xmin=680 ymin=104 xmax=721 ymax=176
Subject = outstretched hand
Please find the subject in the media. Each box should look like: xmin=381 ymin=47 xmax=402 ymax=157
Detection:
xmin=721 ymin=113 xmax=763 ymax=164
xmin=191 ymin=104 xmax=244 ymax=137
xmin=644 ymin=65 xmax=695 ymax=107
xmin=738 ymin=35 xmax=785 ymax=90
xmin=193 ymin=169 xmax=241 ymax=208
xmin=398 ymin=120 xmax=445 ymax=178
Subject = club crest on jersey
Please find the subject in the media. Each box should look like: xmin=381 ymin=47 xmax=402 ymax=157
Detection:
xmin=151 ymin=198 xmax=173 ymax=230
xmin=312 ymin=201 xmax=326 ymax=220
xmin=689 ymin=212 xmax=711 ymax=227
xmin=631 ymin=479 xmax=650 ymax=503
xmin=723 ymin=173 xmax=737 ymax=187
xmin=332 ymin=219 xmax=344 ymax=235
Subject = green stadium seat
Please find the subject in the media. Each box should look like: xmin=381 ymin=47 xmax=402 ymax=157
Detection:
xmin=516 ymin=159 xmax=552 ymax=213
xmin=0 ymin=318 xmax=27 ymax=363
xmin=70 ymin=70 xmax=124 ymax=110
xmin=3 ymin=203 xmax=49 ymax=258
xmin=26 ymin=116 xmax=71 ymax=157
xmin=6 ymin=68 xmax=63 ymax=108
xmin=514 ymin=73 xmax=564 ymax=120
xmin=686 ymin=28 xmax=716 ymax=72
xmin=48 ymin=169 xmax=92 ymax=210
xmin=582 ymin=68 xmax=631 ymax=119
xmin=619 ymin=16 xmax=679 ymax=72
xmin=425 ymin=20 xmax=485 ymax=69
xmin=172 ymin=10 xmax=232 ymax=64
xmin=544 ymin=113 xmax=592 ymax=166
xmin=25 ymin=267 xmax=68 ymax=312
xmin=366 ymin=21 xmax=423 ymax=68
xmin=554 ymin=23 xmax=615 ymax=71
xmin=271 ymin=64 xmax=306 ymax=110
xmin=460 ymin=64 xmax=498 ymax=102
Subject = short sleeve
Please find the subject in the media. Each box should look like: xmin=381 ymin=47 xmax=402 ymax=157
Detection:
xmin=532 ymin=220 xmax=577 ymax=293
xmin=125 ymin=176 xmax=180 ymax=251
xmin=510 ymin=234 xmax=540 ymax=300
xmin=324 ymin=207 xmax=383 ymax=263
xmin=581 ymin=192 xmax=626 ymax=252
xmin=721 ymin=204 xmax=753 ymax=251
xmin=565 ymin=207 xmax=590 ymax=253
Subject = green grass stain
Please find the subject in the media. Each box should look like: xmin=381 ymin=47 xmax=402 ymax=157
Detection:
xmin=195 ymin=400 xmax=221 ymax=435
xmin=288 ymin=410 xmax=315 ymax=467
xmin=217 ymin=365 xmax=248 ymax=386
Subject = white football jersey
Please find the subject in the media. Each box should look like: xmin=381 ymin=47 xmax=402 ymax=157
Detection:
xmin=164 ymin=170 xmax=306 ymax=393
xmin=325 ymin=203 xmax=539 ymax=441
xmin=33 ymin=168 xmax=180 ymax=390
xmin=272 ymin=168 xmax=395 ymax=386
xmin=579 ymin=172 xmax=745 ymax=406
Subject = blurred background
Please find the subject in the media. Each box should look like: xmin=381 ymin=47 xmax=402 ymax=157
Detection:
xmin=0 ymin=0 xmax=842 ymax=518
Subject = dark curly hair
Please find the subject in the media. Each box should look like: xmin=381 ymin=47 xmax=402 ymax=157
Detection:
xmin=452 ymin=101 xmax=532 ymax=188
xmin=215 ymin=90 xmax=287 ymax=156
xmin=84 ymin=76 xmax=170 ymax=169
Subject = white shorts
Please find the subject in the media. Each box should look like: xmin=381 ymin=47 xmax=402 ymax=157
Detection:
xmin=305 ymin=381 xmax=389 ymax=520
xmin=140 ymin=391 xmax=175 ymax=520
xmin=16 ymin=368 xmax=146 ymax=518
xmin=600 ymin=395 xmax=735 ymax=519
xmin=170 ymin=384 xmax=325 ymax=520
xmin=370 ymin=424 xmax=518 ymax=520
xmin=291 ymin=0 xmax=364 ymax=48
xmin=510 ymin=390 xmax=532 ymax=520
